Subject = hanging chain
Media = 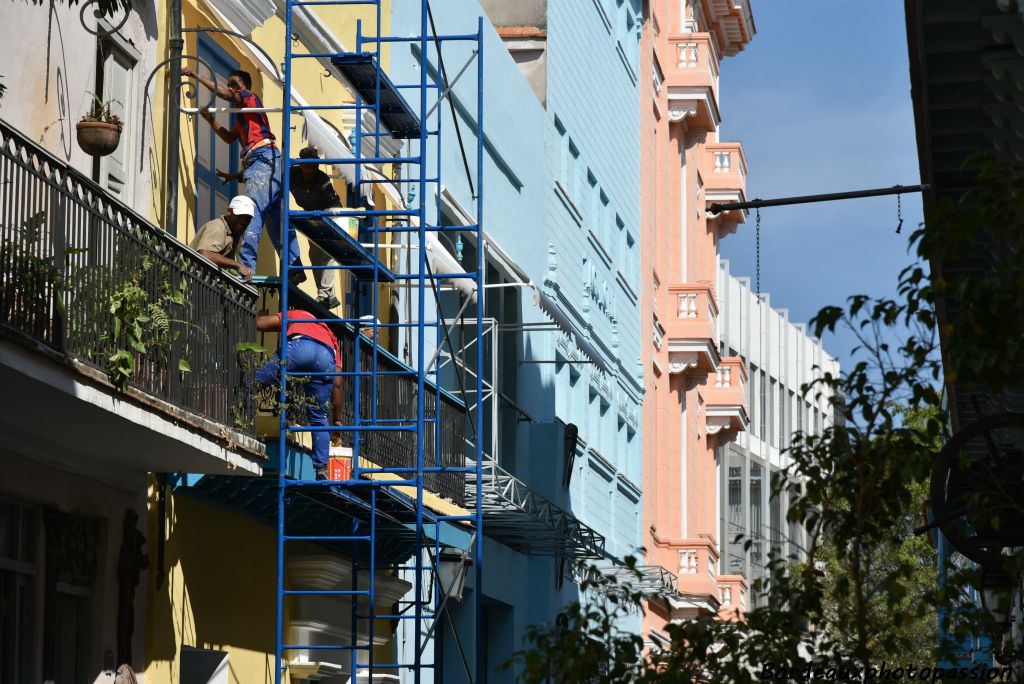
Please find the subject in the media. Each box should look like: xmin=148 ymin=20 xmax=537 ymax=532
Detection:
xmin=755 ymin=207 xmax=761 ymax=295
xmin=895 ymin=188 xmax=904 ymax=234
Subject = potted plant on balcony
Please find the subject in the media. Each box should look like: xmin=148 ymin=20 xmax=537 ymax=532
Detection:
xmin=76 ymin=94 xmax=123 ymax=157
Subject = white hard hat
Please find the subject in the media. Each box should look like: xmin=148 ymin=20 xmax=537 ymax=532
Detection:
xmin=228 ymin=195 xmax=257 ymax=217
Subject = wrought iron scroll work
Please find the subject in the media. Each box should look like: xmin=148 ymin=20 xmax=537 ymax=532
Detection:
xmin=79 ymin=0 xmax=132 ymax=37
xmin=140 ymin=55 xmax=216 ymax=171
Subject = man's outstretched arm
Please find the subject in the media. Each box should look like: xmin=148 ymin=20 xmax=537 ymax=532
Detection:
xmin=181 ymin=66 xmax=243 ymax=105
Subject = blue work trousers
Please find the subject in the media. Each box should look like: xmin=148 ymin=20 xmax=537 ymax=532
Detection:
xmin=255 ymin=337 xmax=335 ymax=468
xmin=238 ymin=146 xmax=302 ymax=271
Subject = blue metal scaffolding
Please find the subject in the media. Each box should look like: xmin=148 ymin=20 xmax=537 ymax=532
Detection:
xmin=274 ymin=2 xmax=485 ymax=681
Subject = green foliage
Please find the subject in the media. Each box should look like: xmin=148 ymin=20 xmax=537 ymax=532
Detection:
xmin=80 ymin=92 xmax=123 ymax=126
xmin=232 ymin=342 xmax=318 ymax=434
xmin=510 ymin=156 xmax=1022 ymax=680
xmin=102 ymin=257 xmax=197 ymax=390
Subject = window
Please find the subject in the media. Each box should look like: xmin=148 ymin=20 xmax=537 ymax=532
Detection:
xmin=96 ymin=37 xmax=138 ymax=204
xmin=195 ymin=36 xmax=240 ymax=232
xmin=759 ymin=370 xmax=767 ymax=442
xmin=725 ymin=449 xmax=745 ymax=576
xmin=588 ymin=173 xmax=599 ymax=229
xmin=678 ymin=137 xmax=687 ymax=280
xmin=778 ymin=383 xmax=787 ymax=448
xmin=748 ymin=364 xmax=758 ymax=436
xmin=600 ymin=193 xmax=611 ymax=245
xmin=569 ymin=141 xmax=581 ymax=204
xmin=768 ymin=378 xmax=777 ymax=447
xmin=749 ymin=461 xmax=764 ymax=572
xmin=625 ymin=231 xmax=637 ymax=288
xmin=786 ymin=390 xmax=796 ymax=447
xmin=0 ymin=500 xmax=38 ymax=683
xmin=796 ymin=399 xmax=805 ymax=438
xmin=556 ymin=117 xmax=568 ymax=187
xmin=770 ymin=476 xmax=783 ymax=558
xmin=788 ymin=485 xmax=803 ymax=559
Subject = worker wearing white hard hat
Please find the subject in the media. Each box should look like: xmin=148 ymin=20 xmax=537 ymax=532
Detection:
xmin=358 ymin=315 xmax=381 ymax=341
xmin=190 ymin=195 xmax=256 ymax=281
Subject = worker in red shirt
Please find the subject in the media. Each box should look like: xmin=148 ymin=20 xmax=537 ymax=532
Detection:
xmin=256 ymin=308 xmax=343 ymax=479
xmin=182 ymin=66 xmax=304 ymax=282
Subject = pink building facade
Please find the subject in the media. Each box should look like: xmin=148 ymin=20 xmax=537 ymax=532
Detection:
xmin=639 ymin=0 xmax=756 ymax=642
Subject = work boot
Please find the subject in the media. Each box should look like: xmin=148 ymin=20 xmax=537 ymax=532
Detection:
xmin=288 ymin=265 xmax=308 ymax=286
xmin=317 ymin=294 xmax=341 ymax=311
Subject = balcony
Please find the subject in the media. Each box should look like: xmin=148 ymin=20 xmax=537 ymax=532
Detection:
xmin=717 ymin=574 xmax=749 ymax=621
xmin=658 ymin=32 xmax=720 ymax=130
xmin=675 ymin=537 xmax=720 ymax=601
xmin=0 ymin=119 xmax=264 ymax=476
xmin=703 ymin=356 xmax=749 ymax=437
xmin=664 ymin=282 xmax=719 ymax=376
xmin=703 ymin=142 xmax=748 ymax=233
xmin=701 ymin=0 xmax=756 ymax=58
xmin=648 ymin=533 xmax=721 ymax=619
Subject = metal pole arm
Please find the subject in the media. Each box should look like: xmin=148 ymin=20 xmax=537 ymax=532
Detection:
xmin=706 ymin=183 xmax=931 ymax=215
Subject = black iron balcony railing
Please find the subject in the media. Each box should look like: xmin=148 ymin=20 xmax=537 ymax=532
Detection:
xmin=340 ymin=334 xmax=467 ymax=506
xmin=0 ymin=119 xmax=257 ymax=432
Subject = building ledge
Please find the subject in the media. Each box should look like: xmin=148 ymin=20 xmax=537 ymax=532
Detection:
xmin=496 ymin=26 xmax=547 ymax=40
xmin=0 ymin=333 xmax=264 ymax=480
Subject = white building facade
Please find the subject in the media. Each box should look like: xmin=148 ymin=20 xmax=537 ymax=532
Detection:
xmin=716 ymin=259 xmax=840 ymax=607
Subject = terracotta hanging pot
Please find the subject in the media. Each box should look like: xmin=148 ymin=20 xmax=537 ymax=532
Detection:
xmin=76 ymin=121 xmax=122 ymax=157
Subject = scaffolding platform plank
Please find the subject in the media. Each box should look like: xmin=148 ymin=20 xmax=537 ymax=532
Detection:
xmin=331 ymin=53 xmax=421 ymax=139
xmin=290 ymin=216 xmax=397 ymax=282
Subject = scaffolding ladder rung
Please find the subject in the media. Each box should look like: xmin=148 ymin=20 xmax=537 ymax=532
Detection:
xmin=283 ymin=589 xmax=370 ymax=596
xmin=281 ymin=644 xmax=372 ymax=651
xmin=283 ymin=535 xmax=372 ymax=542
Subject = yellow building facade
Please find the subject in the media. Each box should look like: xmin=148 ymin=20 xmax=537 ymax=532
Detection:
xmin=143 ymin=1 xmax=405 ymax=681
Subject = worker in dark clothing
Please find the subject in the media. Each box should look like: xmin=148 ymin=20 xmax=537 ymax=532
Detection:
xmin=290 ymin=145 xmax=343 ymax=310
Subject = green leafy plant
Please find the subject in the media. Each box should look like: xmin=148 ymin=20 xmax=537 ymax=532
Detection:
xmin=0 ymin=210 xmax=88 ymax=341
xmin=79 ymin=92 xmax=123 ymax=127
xmin=102 ymin=257 xmax=200 ymax=390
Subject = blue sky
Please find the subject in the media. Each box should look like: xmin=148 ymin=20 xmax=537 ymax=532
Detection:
xmin=717 ymin=0 xmax=923 ymax=371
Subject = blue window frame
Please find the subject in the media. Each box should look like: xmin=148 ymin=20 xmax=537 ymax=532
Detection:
xmin=194 ymin=36 xmax=240 ymax=234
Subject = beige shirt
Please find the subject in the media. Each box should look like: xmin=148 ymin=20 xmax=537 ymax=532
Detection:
xmin=191 ymin=217 xmax=237 ymax=259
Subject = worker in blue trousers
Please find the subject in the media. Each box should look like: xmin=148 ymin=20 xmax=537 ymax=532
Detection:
xmin=256 ymin=308 xmax=343 ymax=479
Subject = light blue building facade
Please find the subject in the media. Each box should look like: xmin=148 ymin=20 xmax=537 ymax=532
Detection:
xmin=389 ymin=1 xmax=643 ymax=679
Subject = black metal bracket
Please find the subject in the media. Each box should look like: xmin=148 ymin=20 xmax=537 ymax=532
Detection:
xmin=706 ymin=183 xmax=931 ymax=216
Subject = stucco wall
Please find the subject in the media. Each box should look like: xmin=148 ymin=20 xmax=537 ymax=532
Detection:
xmin=0 ymin=0 xmax=158 ymax=218
xmin=0 ymin=448 xmax=148 ymax=681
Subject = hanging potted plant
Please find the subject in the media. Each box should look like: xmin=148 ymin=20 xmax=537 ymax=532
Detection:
xmin=76 ymin=93 xmax=123 ymax=157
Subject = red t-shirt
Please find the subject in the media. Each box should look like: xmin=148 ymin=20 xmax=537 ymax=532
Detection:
xmin=233 ymin=89 xmax=275 ymax=155
xmin=279 ymin=310 xmax=341 ymax=369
